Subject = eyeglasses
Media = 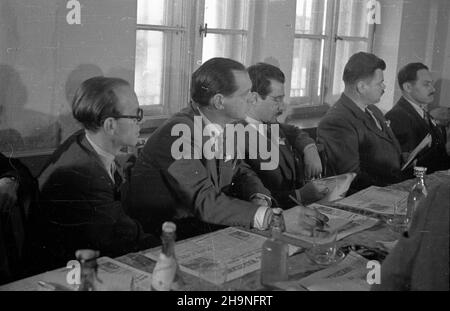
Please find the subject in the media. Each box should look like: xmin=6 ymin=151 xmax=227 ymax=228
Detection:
xmin=108 ymin=108 xmax=143 ymax=122
xmin=266 ymin=95 xmax=285 ymax=104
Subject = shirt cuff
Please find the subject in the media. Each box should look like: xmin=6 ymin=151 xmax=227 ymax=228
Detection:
xmin=250 ymin=193 xmax=272 ymax=207
xmin=253 ymin=206 xmax=271 ymax=230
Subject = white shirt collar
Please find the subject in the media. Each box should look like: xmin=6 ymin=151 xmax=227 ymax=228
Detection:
xmin=245 ymin=115 xmax=261 ymax=126
xmin=403 ymin=96 xmax=425 ymax=119
xmin=245 ymin=115 xmax=268 ymax=138
xmin=197 ymin=107 xmax=224 ymax=137
xmin=85 ymin=131 xmax=116 ymax=180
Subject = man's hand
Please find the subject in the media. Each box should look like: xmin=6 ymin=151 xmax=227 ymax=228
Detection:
xmin=0 ymin=177 xmax=19 ymax=213
xmin=298 ymin=182 xmax=328 ymax=205
xmin=283 ymin=205 xmax=329 ymax=237
xmin=303 ymin=145 xmax=322 ymax=180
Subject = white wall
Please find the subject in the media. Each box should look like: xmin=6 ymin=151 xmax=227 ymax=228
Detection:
xmin=373 ymin=0 xmax=404 ymax=113
xmin=0 ymin=0 xmax=137 ymax=154
xmin=375 ymin=0 xmax=450 ymax=113
xmin=251 ymin=0 xmax=297 ymax=92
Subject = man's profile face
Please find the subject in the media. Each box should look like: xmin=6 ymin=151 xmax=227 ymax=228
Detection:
xmin=220 ymin=70 xmax=253 ymax=121
xmin=408 ymin=69 xmax=435 ymax=105
xmin=362 ymin=68 xmax=385 ymax=104
xmin=112 ymin=85 xmax=141 ymax=147
xmin=255 ymin=79 xmax=285 ymax=123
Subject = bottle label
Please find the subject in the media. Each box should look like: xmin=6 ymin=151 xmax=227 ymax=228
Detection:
xmin=151 ymin=254 xmax=177 ymax=291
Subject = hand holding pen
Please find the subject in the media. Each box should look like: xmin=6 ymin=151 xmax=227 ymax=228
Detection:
xmin=288 ymin=195 xmax=330 ymax=229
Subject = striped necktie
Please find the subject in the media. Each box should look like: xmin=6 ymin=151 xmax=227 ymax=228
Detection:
xmin=110 ymin=161 xmax=122 ymax=186
xmin=365 ymin=107 xmax=382 ymax=131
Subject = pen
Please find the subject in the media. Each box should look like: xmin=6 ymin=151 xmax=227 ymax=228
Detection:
xmin=37 ymin=281 xmax=56 ymax=291
xmin=288 ymin=195 xmax=329 ymax=228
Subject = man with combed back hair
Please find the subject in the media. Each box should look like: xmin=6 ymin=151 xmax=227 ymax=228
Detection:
xmin=318 ymin=52 xmax=403 ymax=192
xmin=30 ymin=77 xmax=155 ymax=272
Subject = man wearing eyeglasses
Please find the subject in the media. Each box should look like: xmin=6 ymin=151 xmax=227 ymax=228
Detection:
xmin=29 ymin=77 xmax=155 ymax=271
xmin=241 ymin=62 xmax=327 ymax=209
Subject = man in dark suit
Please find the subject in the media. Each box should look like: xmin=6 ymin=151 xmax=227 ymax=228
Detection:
xmin=242 ymin=62 xmax=327 ymax=208
xmin=317 ymin=52 xmax=403 ymax=192
xmin=1 ymin=153 xmax=37 ymax=284
xmin=32 ymin=77 xmax=155 ymax=270
xmin=128 ymin=58 xmax=327 ymax=240
xmin=386 ymin=63 xmax=450 ymax=174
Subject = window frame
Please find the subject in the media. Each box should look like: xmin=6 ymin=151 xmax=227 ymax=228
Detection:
xmin=290 ymin=0 xmax=375 ymax=107
xmin=135 ymin=0 xmax=254 ymax=131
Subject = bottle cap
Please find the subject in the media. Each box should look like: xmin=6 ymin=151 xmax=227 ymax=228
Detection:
xmin=162 ymin=221 xmax=177 ymax=233
xmin=272 ymin=208 xmax=283 ymax=215
xmin=414 ymin=166 xmax=427 ymax=173
xmin=75 ymin=249 xmax=100 ymax=265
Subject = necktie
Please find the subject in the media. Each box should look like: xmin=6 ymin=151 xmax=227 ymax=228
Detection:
xmin=365 ymin=107 xmax=382 ymax=131
xmin=424 ymin=111 xmax=434 ymax=128
xmin=110 ymin=161 xmax=122 ymax=186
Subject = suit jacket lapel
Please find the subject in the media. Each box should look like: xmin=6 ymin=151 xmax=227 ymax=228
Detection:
xmin=342 ymin=95 xmax=397 ymax=143
xmin=398 ymin=97 xmax=429 ymax=134
xmin=276 ymin=127 xmax=297 ymax=182
xmin=187 ymin=103 xmax=223 ymax=189
xmin=79 ymin=133 xmax=115 ymax=185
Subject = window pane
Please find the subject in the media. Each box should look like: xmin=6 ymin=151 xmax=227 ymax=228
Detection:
xmin=337 ymin=0 xmax=369 ymax=37
xmin=204 ymin=0 xmax=249 ymax=29
xmin=202 ymin=34 xmax=246 ymax=64
xmin=290 ymin=38 xmax=324 ymax=103
xmin=332 ymin=40 xmax=368 ymax=96
xmin=137 ymin=0 xmax=183 ymax=26
xmin=135 ymin=30 xmax=163 ymax=106
xmin=295 ymin=0 xmax=327 ymax=35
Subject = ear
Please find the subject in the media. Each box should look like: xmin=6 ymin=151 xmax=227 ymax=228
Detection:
xmin=102 ymin=117 xmax=116 ymax=135
xmin=212 ymin=94 xmax=225 ymax=110
xmin=249 ymin=92 xmax=258 ymax=105
xmin=402 ymin=82 xmax=412 ymax=93
xmin=356 ymin=80 xmax=366 ymax=94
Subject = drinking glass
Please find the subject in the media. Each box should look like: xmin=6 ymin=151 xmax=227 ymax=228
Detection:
xmin=198 ymin=260 xmax=228 ymax=291
xmin=386 ymin=201 xmax=408 ymax=233
xmin=306 ymin=228 xmax=344 ymax=266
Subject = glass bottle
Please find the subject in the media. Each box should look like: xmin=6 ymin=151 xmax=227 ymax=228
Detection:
xmin=76 ymin=249 xmax=100 ymax=291
xmin=151 ymin=221 xmax=181 ymax=291
xmin=406 ymin=166 xmax=428 ymax=228
xmin=260 ymin=208 xmax=289 ymax=287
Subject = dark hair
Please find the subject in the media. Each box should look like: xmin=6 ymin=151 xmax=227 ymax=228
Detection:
xmin=247 ymin=62 xmax=285 ymax=99
xmin=72 ymin=76 xmax=130 ymax=131
xmin=191 ymin=57 xmax=246 ymax=106
xmin=343 ymin=52 xmax=386 ymax=85
xmin=397 ymin=63 xmax=429 ymax=91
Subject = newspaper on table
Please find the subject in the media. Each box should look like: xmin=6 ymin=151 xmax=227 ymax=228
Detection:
xmin=0 ymin=257 xmax=152 ymax=291
xmin=297 ymin=251 xmax=372 ymax=291
xmin=96 ymin=257 xmax=152 ymax=291
xmin=273 ymin=251 xmax=371 ymax=291
xmin=313 ymin=173 xmax=357 ymax=202
xmin=285 ymin=203 xmax=379 ymax=243
xmin=335 ymin=186 xmax=409 ymax=216
xmin=144 ymin=227 xmax=301 ymax=285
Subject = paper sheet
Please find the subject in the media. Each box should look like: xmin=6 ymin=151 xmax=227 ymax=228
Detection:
xmin=401 ymin=134 xmax=432 ymax=171
xmin=335 ymin=186 xmax=409 ymax=215
xmin=0 ymin=257 xmax=152 ymax=291
xmin=272 ymin=252 xmax=371 ymax=291
xmin=313 ymin=173 xmax=357 ymax=202
xmin=285 ymin=204 xmax=378 ymax=243
xmin=144 ymin=227 xmax=300 ymax=285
